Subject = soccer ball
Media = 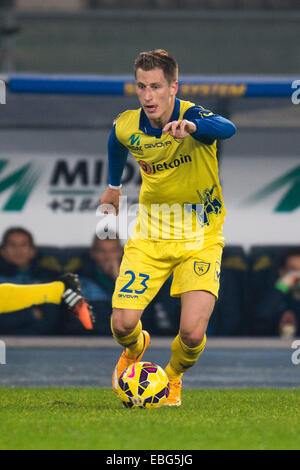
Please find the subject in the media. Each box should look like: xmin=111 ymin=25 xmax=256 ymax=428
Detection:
xmin=117 ymin=361 xmax=169 ymax=408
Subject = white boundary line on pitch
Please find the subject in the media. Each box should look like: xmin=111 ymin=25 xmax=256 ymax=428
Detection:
xmin=0 ymin=336 xmax=297 ymax=349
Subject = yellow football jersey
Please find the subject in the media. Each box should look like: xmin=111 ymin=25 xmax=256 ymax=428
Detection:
xmin=115 ymin=99 xmax=226 ymax=244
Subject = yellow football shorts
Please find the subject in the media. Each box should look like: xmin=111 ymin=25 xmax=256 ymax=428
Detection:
xmin=112 ymin=237 xmax=224 ymax=310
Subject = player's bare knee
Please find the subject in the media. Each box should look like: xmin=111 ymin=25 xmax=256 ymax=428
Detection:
xmin=179 ymin=328 xmax=206 ymax=348
xmin=111 ymin=309 xmax=136 ymax=337
xmin=111 ymin=314 xmax=128 ymax=337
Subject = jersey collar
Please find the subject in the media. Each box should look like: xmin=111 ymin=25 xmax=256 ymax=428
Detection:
xmin=139 ymin=97 xmax=180 ymax=138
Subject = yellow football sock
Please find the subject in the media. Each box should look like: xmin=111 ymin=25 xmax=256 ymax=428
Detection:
xmin=164 ymin=333 xmax=207 ymax=381
xmin=111 ymin=318 xmax=144 ymax=358
xmin=0 ymin=282 xmax=65 ymax=314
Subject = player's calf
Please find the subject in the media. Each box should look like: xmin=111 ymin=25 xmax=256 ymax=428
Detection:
xmin=112 ymin=330 xmax=151 ymax=393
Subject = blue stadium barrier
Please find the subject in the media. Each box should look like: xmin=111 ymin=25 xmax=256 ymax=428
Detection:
xmin=7 ymin=74 xmax=298 ymax=98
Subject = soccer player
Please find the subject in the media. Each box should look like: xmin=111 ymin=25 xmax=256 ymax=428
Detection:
xmin=100 ymin=49 xmax=236 ymax=405
xmin=0 ymin=273 xmax=93 ymax=330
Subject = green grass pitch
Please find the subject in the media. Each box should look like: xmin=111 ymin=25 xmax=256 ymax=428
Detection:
xmin=0 ymin=387 xmax=300 ymax=450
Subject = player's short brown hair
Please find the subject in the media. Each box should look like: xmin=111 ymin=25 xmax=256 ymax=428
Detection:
xmin=134 ymin=49 xmax=178 ymax=83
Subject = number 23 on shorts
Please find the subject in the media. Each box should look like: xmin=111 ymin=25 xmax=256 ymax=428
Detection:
xmin=120 ymin=271 xmax=150 ymax=295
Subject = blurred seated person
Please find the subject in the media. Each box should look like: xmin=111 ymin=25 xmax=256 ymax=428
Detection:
xmin=86 ymin=235 xmax=181 ymax=336
xmin=0 ymin=227 xmax=61 ymax=335
xmin=253 ymin=248 xmax=300 ymax=338
xmin=207 ymin=249 xmax=247 ymax=336
xmin=63 ymin=234 xmax=123 ymax=335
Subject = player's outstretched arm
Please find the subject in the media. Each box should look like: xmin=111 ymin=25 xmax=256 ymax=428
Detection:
xmin=180 ymin=106 xmax=236 ymax=143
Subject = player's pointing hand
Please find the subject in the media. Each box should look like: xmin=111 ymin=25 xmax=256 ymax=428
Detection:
xmin=162 ymin=119 xmax=196 ymax=139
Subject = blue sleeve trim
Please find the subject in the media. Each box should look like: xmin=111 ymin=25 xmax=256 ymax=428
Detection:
xmin=183 ymin=106 xmax=237 ymax=144
xmin=108 ymin=126 xmax=129 ymax=186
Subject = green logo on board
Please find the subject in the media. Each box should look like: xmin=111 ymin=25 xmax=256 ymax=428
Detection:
xmin=244 ymin=166 xmax=300 ymax=212
xmin=0 ymin=160 xmax=42 ymax=211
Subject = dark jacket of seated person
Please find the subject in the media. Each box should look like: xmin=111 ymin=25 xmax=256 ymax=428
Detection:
xmin=253 ymin=248 xmax=300 ymax=338
xmin=0 ymin=227 xmax=61 ymax=335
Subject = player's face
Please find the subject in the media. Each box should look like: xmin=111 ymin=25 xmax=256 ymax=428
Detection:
xmin=135 ymin=67 xmax=178 ymax=128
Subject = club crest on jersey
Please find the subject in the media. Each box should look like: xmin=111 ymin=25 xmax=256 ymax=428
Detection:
xmin=194 ymin=261 xmax=210 ymax=276
xmin=196 ymin=185 xmax=222 ymax=226
xmin=198 ymin=109 xmax=214 ymax=119
xmin=186 ymin=185 xmax=222 ymax=229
